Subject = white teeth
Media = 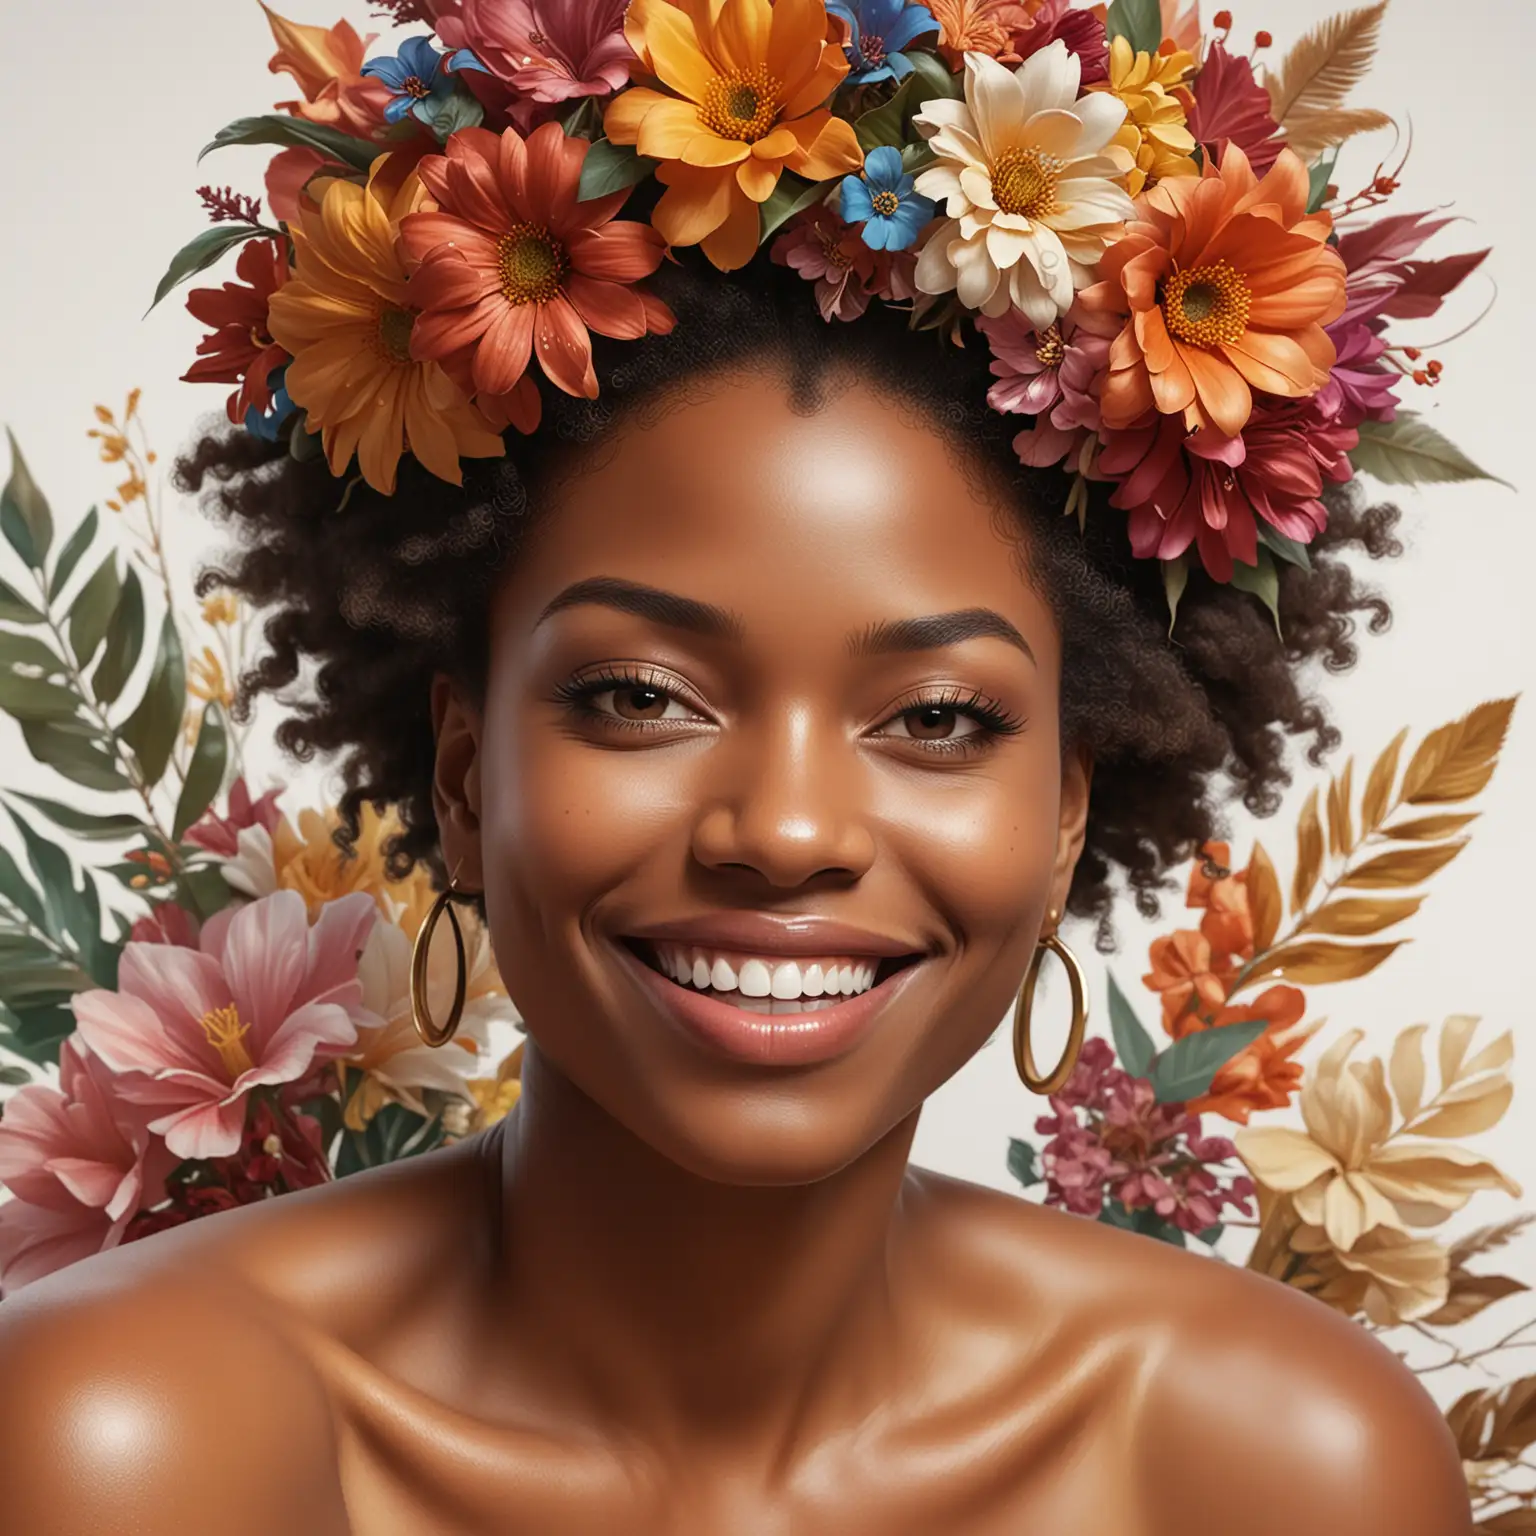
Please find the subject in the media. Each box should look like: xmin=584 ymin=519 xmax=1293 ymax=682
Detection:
xmin=647 ymin=943 xmax=894 ymax=1003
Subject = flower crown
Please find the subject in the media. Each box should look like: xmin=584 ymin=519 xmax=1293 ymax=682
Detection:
xmin=166 ymin=0 xmax=1498 ymax=623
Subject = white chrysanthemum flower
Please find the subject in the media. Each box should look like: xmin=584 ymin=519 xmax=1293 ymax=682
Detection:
xmin=912 ymin=42 xmax=1137 ymax=327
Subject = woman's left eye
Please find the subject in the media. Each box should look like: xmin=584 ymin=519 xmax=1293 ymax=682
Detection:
xmin=582 ymin=684 xmax=702 ymax=724
xmin=883 ymin=705 xmax=984 ymax=743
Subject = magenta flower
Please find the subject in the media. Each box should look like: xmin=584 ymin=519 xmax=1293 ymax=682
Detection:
xmin=71 ymin=889 xmax=378 ymax=1161
xmin=771 ymin=205 xmax=919 ymax=323
xmin=977 ymin=302 xmax=1117 ymax=469
xmin=1097 ymin=395 xmax=1358 ymax=582
xmin=1035 ymin=1038 xmax=1256 ymax=1236
xmin=184 ymin=775 xmax=284 ymax=858
xmin=434 ymin=0 xmax=634 ymax=128
xmin=0 ymin=1039 xmax=177 ymax=1294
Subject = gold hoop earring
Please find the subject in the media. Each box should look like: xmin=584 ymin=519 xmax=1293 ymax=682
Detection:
xmin=1013 ymin=920 xmax=1090 ymax=1095
xmin=411 ymin=869 xmax=478 ymax=1049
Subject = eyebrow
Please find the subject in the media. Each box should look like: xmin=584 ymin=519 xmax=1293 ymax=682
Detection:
xmin=537 ymin=579 xmax=1034 ymax=664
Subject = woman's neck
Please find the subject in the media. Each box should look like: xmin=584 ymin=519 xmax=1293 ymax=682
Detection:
xmin=481 ymin=1041 xmax=921 ymax=1461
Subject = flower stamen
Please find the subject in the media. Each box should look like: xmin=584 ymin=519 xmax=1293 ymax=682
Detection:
xmin=1162 ymin=261 xmax=1252 ymax=348
xmin=870 ymin=188 xmax=900 ymax=216
xmin=990 ymin=147 xmax=1064 ymax=219
xmin=1034 ymin=324 xmax=1066 ymax=368
xmin=700 ymin=65 xmax=782 ymax=143
xmin=402 ymin=74 xmax=431 ymax=99
xmin=200 ymin=1003 xmax=256 ymax=1079
xmin=497 ymin=223 xmax=567 ymax=306
xmin=377 ymin=306 xmax=418 ymax=363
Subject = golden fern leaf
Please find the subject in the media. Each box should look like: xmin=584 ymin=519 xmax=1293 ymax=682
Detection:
xmin=1360 ymin=725 xmax=1407 ymax=834
xmin=1245 ymin=842 xmax=1283 ymax=951
xmin=1245 ymin=937 xmax=1406 ymax=987
xmin=1265 ymin=1 xmax=1390 ymax=130
xmin=1291 ymin=786 xmax=1324 ymax=910
xmin=1448 ymin=1213 xmax=1536 ymax=1267
xmin=1343 ymin=840 xmax=1469 ymax=888
xmin=1282 ymin=106 xmax=1395 ymax=160
xmin=1401 ymin=697 xmax=1519 ymax=804
xmin=1301 ymin=894 xmax=1423 ymax=937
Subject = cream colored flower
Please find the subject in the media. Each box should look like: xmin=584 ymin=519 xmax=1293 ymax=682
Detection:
xmin=1236 ymin=1023 xmax=1521 ymax=1253
xmin=1288 ymin=1222 xmax=1451 ymax=1326
xmin=1092 ymin=35 xmax=1198 ymax=197
xmin=911 ymin=40 xmax=1136 ymax=327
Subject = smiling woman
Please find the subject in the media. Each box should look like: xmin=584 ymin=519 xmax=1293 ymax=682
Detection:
xmin=0 ymin=244 xmax=1472 ymax=1534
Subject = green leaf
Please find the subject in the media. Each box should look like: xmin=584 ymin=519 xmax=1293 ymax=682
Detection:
xmin=905 ymin=47 xmax=963 ymax=105
xmin=0 ymin=998 xmax=78 ymax=1065
xmin=69 ymin=555 xmax=123 ymax=669
xmin=6 ymin=793 xmax=145 ymax=843
xmin=576 ymin=139 xmax=657 ymax=201
xmin=1106 ymin=0 xmax=1162 ymax=54
xmin=335 ymin=1102 xmax=443 ymax=1176
xmin=422 ymin=87 xmax=484 ymax=141
xmin=559 ymin=95 xmax=604 ymax=139
xmin=0 ymin=1063 xmax=31 ymax=1087
xmin=0 ymin=844 xmax=47 ymax=932
xmin=900 ymin=141 xmax=937 ymax=175
xmin=854 ymin=75 xmax=915 ymax=152
xmin=49 ymin=508 xmax=99 ymax=602
xmin=1098 ymin=1202 xmax=1188 ymax=1247
xmin=2 ymin=431 xmax=54 ymax=571
xmin=200 ymin=114 xmax=379 ymax=172
xmin=176 ymin=864 xmax=237 ymax=923
xmin=20 ymin=719 xmax=130 ymax=793
xmin=0 ymin=574 xmax=44 ymax=625
xmin=1106 ymin=971 xmax=1157 ymax=1079
xmin=120 ymin=612 xmax=186 ymax=787
xmin=1306 ymin=151 xmax=1338 ymax=214
xmin=0 ymin=629 xmax=67 ymax=676
xmin=1007 ymin=1137 xmax=1041 ymax=1189
xmin=1229 ymin=546 xmax=1282 ymax=640
xmin=1257 ymin=523 xmax=1313 ymax=571
xmin=1351 ymin=412 xmax=1514 ymax=490
xmin=5 ymin=805 xmax=103 ymax=969
xmin=147 ymin=222 xmax=273 ymax=314
xmin=0 ymin=667 xmax=80 ymax=721
xmin=173 ymin=705 xmax=229 ymax=839
xmin=760 ymin=172 xmax=832 ymax=241
xmin=91 ymin=566 xmax=145 ymax=705
xmin=1161 ymin=554 xmax=1188 ymax=636
xmin=1148 ymin=1019 xmax=1270 ymax=1104
xmin=1195 ymin=1222 xmax=1225 ymax=1246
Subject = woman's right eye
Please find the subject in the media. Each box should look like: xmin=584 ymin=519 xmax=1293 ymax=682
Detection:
xmin=589 ymin=684 xmax=698 ymax=723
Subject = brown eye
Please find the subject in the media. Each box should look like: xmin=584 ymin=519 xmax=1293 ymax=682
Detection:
xmin=612 ymin=685 xmax=671 ymax=720
xmin=902 ymin=706 xmax=966 ymax=740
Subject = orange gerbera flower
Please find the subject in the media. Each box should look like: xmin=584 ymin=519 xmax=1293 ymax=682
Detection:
xmin=401 ymin=123 xmax=674 ymax=430
xmin=1078 ymin=143 xmax=1347 ymax=438
xmin=603 ymin=0 xmax=864 ymax=271
xmin=266 ymin=161 xmax=506 ymax=495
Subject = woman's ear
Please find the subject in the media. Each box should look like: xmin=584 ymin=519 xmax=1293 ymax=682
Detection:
xmin=430 ymin=673 xmax=486 ymax=889
xmin=1047 ymin=744 xmax=1093 ymax=927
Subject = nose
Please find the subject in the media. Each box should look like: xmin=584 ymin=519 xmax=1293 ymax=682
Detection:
xmin=689 ymin=704 xmax=877 ymax=889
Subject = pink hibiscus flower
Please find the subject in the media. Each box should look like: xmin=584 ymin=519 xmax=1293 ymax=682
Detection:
xmin=0 ymin=1039 xmax=177 ymax=1294
xmin=1097 ymin=394 xmax=1358 ymax=581
xmin=71 ymin=889 xmax=378 ymax=1161
xmin=977 ymin=302 xmax=1118 ymax=468
xmin=435 ymin=0 xmax=634 ymax=130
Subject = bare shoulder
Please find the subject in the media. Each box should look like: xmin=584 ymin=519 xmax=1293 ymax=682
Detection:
xmin=0 ymin=1128 xmax=499 ymax=1534
xmin=907 ymin=1171 xmax=1471 ymax=1535
xmin=0 ymin=1245 xmax=348 ymax=1534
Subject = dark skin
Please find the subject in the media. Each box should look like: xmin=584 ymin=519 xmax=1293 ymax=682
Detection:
xmin=0 ymin=370 xmax=1470 ymax=1533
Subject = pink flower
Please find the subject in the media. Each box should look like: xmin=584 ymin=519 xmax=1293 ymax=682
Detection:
xmin=1033 ymin=1038 xmax=1256 ymax=1235
xmin=128 ymin=900 xmax=203 ymax=948
xmin=71 ymin=890 xmax=378 ymax=1161
xmin=1183 ymin=42 xmax=1283 ymax=177
xmin=434 ymin=0 xmax=634 ymax=130
xmin=977 ymin=302 xmax=1118 ymax=468
xmin=0 ymin=1039 xmax=176 ymax=1294
xmin=1097 ymin=395 xmax=1358 ymax=582
xmin=771 ymin=205 xmax=920 ymax=324
xmin=184 ymin=776 xmax=285 ymax=858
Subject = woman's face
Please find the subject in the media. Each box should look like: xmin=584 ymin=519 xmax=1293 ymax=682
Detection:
xmin=436 ymin=367 xmax=1090 ymax=1183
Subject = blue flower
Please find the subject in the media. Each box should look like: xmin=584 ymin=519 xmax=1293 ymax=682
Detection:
xmin=839 ymin=145 xmax=936 ymax=252
xmin=826 ymin=0 xmax=939 ymax=85
xmin=362 ymin=36 xmax=486 ymax=126
xmin=244 ymin=366 xmax=296 ymax=443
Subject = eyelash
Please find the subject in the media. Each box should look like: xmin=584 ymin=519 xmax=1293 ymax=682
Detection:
xmin=552 ymin=668 xmax=1028 ymax=758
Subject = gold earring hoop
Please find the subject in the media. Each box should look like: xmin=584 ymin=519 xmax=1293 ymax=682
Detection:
xmin=1013 ymin=917 xmax=1090 ymax=1095
xmin=411 ymin=867 xmax=479 ymax=1049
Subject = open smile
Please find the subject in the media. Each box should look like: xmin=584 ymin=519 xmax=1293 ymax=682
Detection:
xmin=616 ymin=938 xmax=926 ymax=1066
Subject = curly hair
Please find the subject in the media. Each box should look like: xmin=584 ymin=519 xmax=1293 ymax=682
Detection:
xmin=178 ymin=250 xmax=1402 ymax=948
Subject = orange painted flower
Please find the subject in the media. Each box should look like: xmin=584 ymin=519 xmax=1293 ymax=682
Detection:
xmin=1184 ymin=840 xmax=1255 ymax=961
xmin=401 ymin=123 xmax=674 ymax=429
xmin=1183 ymin=988 xmax=1317 ymax=1125
xmin=928 ymin=0 xmax=1025 ymax=66
xmin=1143 ymin=928 xmax=1238 ymax=1035
xmin=266 ymin=161 xmax=506 ymax=495
xmin=261 ymin=4 xmax=391 ymax=138
xmin=1078 ymin=143 xmax=1347 ymax=438
xmin=603 ymin=0 xmax=865 ymax=271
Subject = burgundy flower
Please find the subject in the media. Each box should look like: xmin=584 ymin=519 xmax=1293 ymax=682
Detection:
xmin=1184 ymin=42 xmax=1282 ymax=177
xmin=184 ymin=776 xmax=284 ymax=858
xmin=128 ymin=901 xmax=203 ymax=948
xmin=1034 ymin=1038 xmax=1256 ymax=1235
xmin=1004 ymin=0 xmax=1109 ymax=84
xmin=1097 ymin=395 xmax=1358 ymax=582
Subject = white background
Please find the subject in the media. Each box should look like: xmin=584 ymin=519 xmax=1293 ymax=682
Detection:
xmin=1 ymin=0 xmax=1531 ymax=1407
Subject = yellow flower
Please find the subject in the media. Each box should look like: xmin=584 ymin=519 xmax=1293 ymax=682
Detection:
xmin=272 ymin=802 xmax=433 ymax=923
xmin=265 ymin=161 xmax=505 ymax=494
xmin=1236 ymin=1021 xmax=1521 ymax=1253
xmin=202 ymin=591 xmax=239 ymax=627
xmin=603 ymin=0 xmax=864 ymax=271
xmin=187 ymin=646 xmax=233 ymax=708
xmin=1288 ymin=1222 xmax=1451 ymax=1326
xmin=466 ymin=1041 xmax=525 ymax=1132
xmin=1091 ymin=35 xmax=1198 ymax=197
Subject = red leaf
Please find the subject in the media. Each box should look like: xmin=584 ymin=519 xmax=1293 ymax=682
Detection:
xmin=1336 ymin=210 xmax=1459 ymax=272
xmin=1379 ymin=249 xmax=1492 ymax=320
